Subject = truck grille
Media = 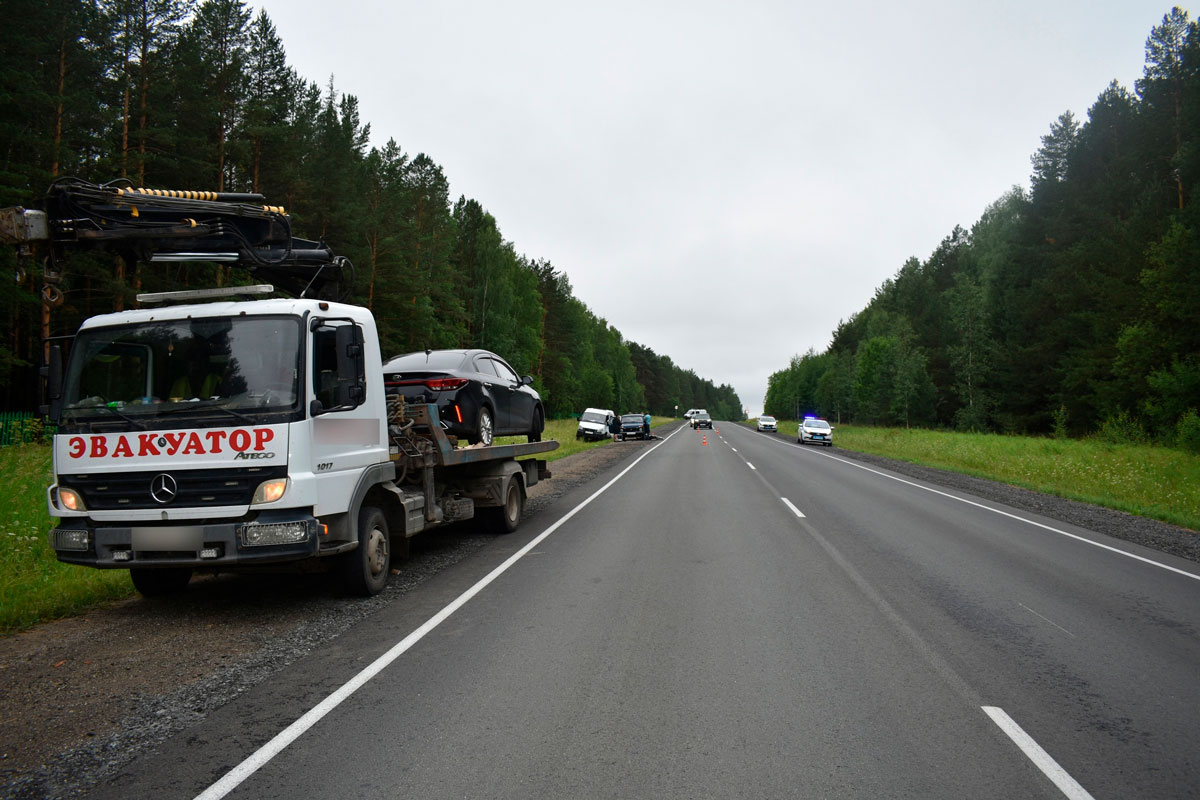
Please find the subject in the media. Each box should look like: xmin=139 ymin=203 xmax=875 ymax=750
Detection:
xmin=60 ymin=466 xmax=288 ymax=510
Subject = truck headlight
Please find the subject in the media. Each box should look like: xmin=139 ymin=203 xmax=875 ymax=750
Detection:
xmin=58 ymin=487 xmax=85 ymax=511
xmin=251 ymin=478 xmax=288 ymax=505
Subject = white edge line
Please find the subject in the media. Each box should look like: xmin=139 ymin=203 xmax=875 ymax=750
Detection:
xmin=784 ymin=441 xmax=1200 ymax=584
xmin=195 ymin=425 xmax=685 ymax=800
xmin=781 ymin=497 xmax=806 ymax=518
xmin=982 ymin=706 xmax=1095 ymax=800
xmin=747 ymin=462 xmax=756 ymax=470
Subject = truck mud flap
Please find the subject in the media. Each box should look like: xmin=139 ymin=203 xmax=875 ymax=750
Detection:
xmin=522 ymin=459 xmax=550 ymax=486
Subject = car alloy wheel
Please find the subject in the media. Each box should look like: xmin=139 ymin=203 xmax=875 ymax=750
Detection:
xmin=476 ymin=406 xmax=494 ymax=446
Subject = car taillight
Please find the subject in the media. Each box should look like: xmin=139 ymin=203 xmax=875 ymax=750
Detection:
xmin=424 ymin=378 xmax=468 ymax=391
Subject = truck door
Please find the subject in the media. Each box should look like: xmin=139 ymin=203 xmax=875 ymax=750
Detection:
xmin=308 ymin=318 xmax=384 ymax=516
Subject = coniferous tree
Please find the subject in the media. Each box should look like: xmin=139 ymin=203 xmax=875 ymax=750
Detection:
xmin=241 ymin=9 xmax=293 ymax=194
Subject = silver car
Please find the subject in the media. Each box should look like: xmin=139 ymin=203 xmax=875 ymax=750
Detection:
xmin=756 ymin=415 xmax=777 ymax=432
xmin=798 ymin=417 xmax=834 ymax=446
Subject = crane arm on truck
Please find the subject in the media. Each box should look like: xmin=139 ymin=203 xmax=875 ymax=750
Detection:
xmin=1 ymin=178 xmax=354 ymax=302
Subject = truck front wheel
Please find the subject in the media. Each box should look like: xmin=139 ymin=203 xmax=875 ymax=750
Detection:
xmin=130 ymin=567 xmax=192 ymax=597
xmin=340 ymin=505 xmax=391 ymax=596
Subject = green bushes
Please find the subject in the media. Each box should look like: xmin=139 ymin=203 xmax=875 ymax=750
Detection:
xmin=1097 ymin=411 xmax=1149 ymax=445
xmin=1176 ymin=409 xmax=1200 ymax=454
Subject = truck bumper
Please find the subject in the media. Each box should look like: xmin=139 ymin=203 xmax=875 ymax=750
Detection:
xmin=49 ymin=510 xmax=323 ymax=569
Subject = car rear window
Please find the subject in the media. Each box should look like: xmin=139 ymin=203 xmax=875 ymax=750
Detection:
xmin=388 ymin=351 xmax=466 ymax=370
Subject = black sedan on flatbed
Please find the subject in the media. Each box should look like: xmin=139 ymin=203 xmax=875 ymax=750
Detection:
xmin=383 ymin=349 xmax=545 ymax=446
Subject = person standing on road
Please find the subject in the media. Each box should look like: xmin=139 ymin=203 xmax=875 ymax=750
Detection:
xmin=643 ymin=412 xmax=651 ymax=439
xmin=610 ymin=411 xmax=621 ymax=442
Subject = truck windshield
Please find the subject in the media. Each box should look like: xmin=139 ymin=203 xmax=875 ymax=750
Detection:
xmin=59 ymin=315 xmax=302 ymax=430
xmin=580 ymin=411 xmax=607 ymax=423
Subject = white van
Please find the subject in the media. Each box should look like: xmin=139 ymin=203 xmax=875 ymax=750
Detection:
xmin=576 ymin=407 xmax=616 ymax=440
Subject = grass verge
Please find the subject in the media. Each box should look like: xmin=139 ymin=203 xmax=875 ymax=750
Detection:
xmin=750 ymin=420 xmax=1200 ymax=532
xmin=1 ymin=444 xmax=133 ymax=634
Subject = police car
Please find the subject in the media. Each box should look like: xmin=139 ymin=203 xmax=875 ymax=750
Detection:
xmin=756 ymin=415 xmax=777 ymax=432
xmin=798 ymin=417 xmax=834 ymax=446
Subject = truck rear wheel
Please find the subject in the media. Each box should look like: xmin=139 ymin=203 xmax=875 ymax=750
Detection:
xmin=340 ymin=505 xmax=391 ymax=596
xmin=486 ymin=477 xmax=523 ymax=534
xmin=130 ymin=567 xmax=192 ymax=597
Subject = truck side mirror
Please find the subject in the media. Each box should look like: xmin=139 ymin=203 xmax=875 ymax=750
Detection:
xmin=336 ymin=323 xmax=364 ymax=385
xmin=310 ymin=320 xmax=366 ymax=416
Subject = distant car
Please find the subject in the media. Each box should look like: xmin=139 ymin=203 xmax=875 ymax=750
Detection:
xmin=688 ymin=408 xmax=709 ymax=428
xmin=798 ymin=417 xmax=834 ymax=446
xmin=692 ymin=412 xmax=713 ymax=430
xmin=620 ymin=413 xmax=649 ymax=440
xmin=576 ymin=407 xmax=615 ymax=440
xmin=684 ymin=408 xmax=700 ymax=420
xmin=756 ymin=415 xmax=777 ymax=432
xmin=383 ymin=349 xmax=544 ymax=446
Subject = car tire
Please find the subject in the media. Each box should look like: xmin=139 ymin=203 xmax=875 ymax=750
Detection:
xmin=529 ymin=406 xmax=544 ymax=443
xmin=473 ymin=406 xmax=494 ymax=446
xmin=130 ymin=567 xmax=192 ymax=597
xmin=339 ymin=505 xmax=391 ymax=596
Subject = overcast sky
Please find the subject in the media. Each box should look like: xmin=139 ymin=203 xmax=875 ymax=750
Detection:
xmin=261 ymin=0 xmax=1178 ymax=416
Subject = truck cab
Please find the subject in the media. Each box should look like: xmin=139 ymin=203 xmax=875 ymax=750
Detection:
xmin=46 ymin=296 xmax=387 ymax=594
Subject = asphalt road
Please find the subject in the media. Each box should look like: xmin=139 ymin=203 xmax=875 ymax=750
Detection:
xmin=94 ymin=422 xmax=1200 ymax=799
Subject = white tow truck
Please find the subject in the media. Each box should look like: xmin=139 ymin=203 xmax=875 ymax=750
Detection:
xmin=3 ymin=180 xmax=556 ymax=596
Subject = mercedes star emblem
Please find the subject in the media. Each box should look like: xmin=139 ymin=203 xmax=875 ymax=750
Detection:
xmin=150 ymin=473 xmax=178 ymax=504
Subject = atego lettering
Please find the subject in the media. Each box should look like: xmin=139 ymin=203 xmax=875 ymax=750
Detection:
xmin=66 ymin=428 xmax=276 ymax=459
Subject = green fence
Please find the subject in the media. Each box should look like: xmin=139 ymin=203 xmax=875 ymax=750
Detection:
xmin=0 ymin=412 xmax=52 ymax=446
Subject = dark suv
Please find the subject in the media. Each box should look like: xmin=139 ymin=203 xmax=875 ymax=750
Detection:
xmin=692 ymin=412 xmax=713 ymax=429
xmin=619 ymin=413 xmax=649 ymax=440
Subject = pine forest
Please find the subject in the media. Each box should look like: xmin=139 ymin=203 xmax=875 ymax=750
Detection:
xmin=0 ymin=0 xmax=744 ymax=421
xmin=764 ymin=7 xmax=1200 ymax=447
